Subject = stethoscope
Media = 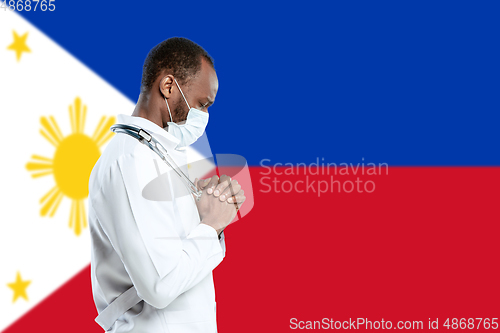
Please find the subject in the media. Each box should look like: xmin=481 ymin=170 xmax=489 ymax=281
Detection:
xmin=110 ymin=123 xmax=203 ymax=201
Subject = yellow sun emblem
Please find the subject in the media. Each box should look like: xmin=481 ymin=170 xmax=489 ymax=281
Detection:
xmin=26 ymin=97 xmax=115 ymax=235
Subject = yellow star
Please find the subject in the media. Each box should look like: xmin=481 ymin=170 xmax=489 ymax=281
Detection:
xmin=7 ymin=271 xmax=31 ymax=303
xmin=7 ymin=30 xmax=31 ymax=62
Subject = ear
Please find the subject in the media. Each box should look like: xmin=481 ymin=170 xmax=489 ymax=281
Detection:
xmin=159 ymin=75 xmax=174 ymax=98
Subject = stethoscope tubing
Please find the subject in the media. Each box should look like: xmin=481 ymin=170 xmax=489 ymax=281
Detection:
xmin=110 ymin=124 xmax=202 ymax=200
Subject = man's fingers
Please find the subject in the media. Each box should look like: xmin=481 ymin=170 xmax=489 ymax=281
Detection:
xmin=206 ymin=175 xmax=220 ymax=194
xmin=196 ymin=177 xmax=211 ymax=191
xmin=219 ymin=181 xmax=241 ymax=201
xmin=219 ymin=175 xmax=231 ymax=183
xmin=227 ymin=192 xmax=246 ymax=204
xmin=226 ymin=189 xmax=244 ymax=203
xmin=213 ymin=175 xmax=232 ymax=197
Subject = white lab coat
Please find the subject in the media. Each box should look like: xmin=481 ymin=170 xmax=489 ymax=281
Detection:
xmin=88 ymin=113 xmax=225 ymax=332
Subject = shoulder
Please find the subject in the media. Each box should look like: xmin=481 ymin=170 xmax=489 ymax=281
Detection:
xmin=90 ymin=141 xmax=162 ymax=195
xmin=89 ymin=135 xmax=151 ymax=191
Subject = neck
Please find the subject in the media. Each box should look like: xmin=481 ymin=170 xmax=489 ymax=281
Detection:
xmin=131 ymin=92 xmax=168 ymax=129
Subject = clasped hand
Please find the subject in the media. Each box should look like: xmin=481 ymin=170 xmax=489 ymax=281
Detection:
xmin=193 ymin=175 xmax=246 ymax=235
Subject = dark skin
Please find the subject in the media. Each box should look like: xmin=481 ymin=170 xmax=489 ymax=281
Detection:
xmin=131 ymin=57 xmax=245 ymax=235
xmin=132 ymin=57 xmax=218 ymax=127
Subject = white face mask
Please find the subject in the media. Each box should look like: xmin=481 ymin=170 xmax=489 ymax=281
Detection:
xmin=163 ymin=78 xmax=209 ymax=148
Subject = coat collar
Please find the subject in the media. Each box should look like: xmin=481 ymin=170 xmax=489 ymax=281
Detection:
xmin=115 ymin=114 xmax=184 ymax=151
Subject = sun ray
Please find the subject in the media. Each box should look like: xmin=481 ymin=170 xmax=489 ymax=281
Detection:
xmin=69 ymin=199 xmax=86 ymax=235
xmin=49 ymin=116 xmax=64 ymax=139
xmin=26 ymin=159 xmax=53 ymax=168
xmin=48 ymin=191 xmax=64 ymax=217
xmin=93 ymin=116 xmax=116 ymax=148
xmin=69 ymin=97 xmax=86 ymax=134
xmin=80 ymin=104 xmax=87 ymax=134
xmin=69 ymin=200 xmax=75 ymax=229
xmin=40 ymin=129 xmax=58 ymax=148
xmin=40 ymin=116 xmax=63 ymax=144
xmin=30 ymin=154 xmax=53 ymax=162
xmin=91 ymin=116 xmax=107 ymax=142
xmin=80 ymin=199 xmax=87 ymax=229
xmin=26 ymin=154 xmax=53 ymax=178
xmin=31 ymin=170 xmax=53 ymax=178
xmin=75 ymin=199 xmax=85 ymax=235
xmin=40 ymin=185 xmax=57 ymax=204
xmin=26 ymin=162 xmax=52 ymax=171
xmin=74 ymin=97 xmax=82 ymax=133
xmin=40 ymin=185 xmax=63 ymax=217
xmin=69 ymin=104 xmax=75 ymax=134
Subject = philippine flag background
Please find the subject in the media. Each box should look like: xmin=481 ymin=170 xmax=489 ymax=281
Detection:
xmin=1 ymin=1 xmax=499 ymax=332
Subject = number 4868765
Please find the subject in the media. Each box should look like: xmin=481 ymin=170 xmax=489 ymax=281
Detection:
xmin=1 ymin=0 xmax=56 ymax=11
xmin=443 ymin=318 xmax=498 ymax=330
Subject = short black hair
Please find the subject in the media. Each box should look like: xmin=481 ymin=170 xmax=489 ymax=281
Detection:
xmin=140 ymin=37 xmax=214 ymax=93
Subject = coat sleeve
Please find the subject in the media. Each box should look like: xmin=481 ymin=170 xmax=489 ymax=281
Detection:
xmin=91 ymin=153 xmax=225 ymax=309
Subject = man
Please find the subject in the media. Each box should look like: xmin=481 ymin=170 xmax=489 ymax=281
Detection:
xmin=88 ymin=37 xmax=245 ymax=332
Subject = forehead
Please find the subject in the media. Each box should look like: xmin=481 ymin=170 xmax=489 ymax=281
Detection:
xmin=187 ymin=58 xmax=218 ymax=100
